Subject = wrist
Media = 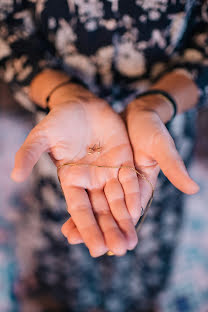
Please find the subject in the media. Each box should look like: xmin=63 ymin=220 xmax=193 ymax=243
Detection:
xmin=47 ymin=82 xmax=97 ymax=110
xmin=29 ymin=69 xmax=71 ymax=108
xmin=127 ymin=68 xmax=200 ymax=123
xmin=29 ymin=68 xmax=98 ymax=110
xmin=127 ymin=93 xmax=174 ymax=124
xmin=150 ymin=69 xmax=200 ymax=114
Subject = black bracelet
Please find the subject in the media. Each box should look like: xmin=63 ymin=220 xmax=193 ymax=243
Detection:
xmin=45 ymin=78 xmax=72 ymax=105
xmin=35 ymin=76 xmax=89 ymax=114
xmin=36 ymin=105 xmax=50 ymax=114
xmin=134 ymin=89 xmax=177 ymax=123
xmin=35 ymin=79 xmax=71 ymax=114
xmin=45 ymin=76 xmax=89 ymax=106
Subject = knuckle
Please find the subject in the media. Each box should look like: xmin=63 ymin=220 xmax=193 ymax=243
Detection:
xmin=28 ymin=126 xmax=49 ymax=146
xmin=70 ymin=204 xmax=89 ymax=213
xmin=117 ymin=215 xmax=132 ymax=225
xmin=126 ymin=190 xmax=140 ymax=198
xmin=104 ymin=226 xmax=120 ymax=237
xmin=94 ymin=209 xmax=109 ymax=217
xmin=119 ymin=171 xmax=137 ymax=184
xmin=106 ymin=177 xmax=119 ymax=188
xmin=108 ymin=195 xmax=124 ymax=205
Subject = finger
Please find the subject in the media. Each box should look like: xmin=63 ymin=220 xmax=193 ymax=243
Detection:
xmin=62 ymin=218 xmax=83 ymax=244
xmin=137 ymin=165 xmax=160 ymax=209
xmin=104 ymin=178 xmax=138 ymax=251
xmin=88 ymin=189 xmax=127 ymax=256
xmin=61 ymin=185 xmax=108 ymax=257
xmin=11 ymin=123 xmax=49 ymax=182
xmin=133 ymin=149 xmax=160 ymax=210
xmin=118 ymin=164 xmax=141 ymax=223
xmin=153 ymin=126 xmax=199 ymax=194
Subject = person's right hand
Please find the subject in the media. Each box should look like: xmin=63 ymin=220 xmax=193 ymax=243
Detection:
xmin=11 ymin=86 xmax=142 ymax=257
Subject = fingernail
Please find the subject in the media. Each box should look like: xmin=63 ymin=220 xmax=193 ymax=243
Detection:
xmin=68 ymin=236 xmax=83 ymax=244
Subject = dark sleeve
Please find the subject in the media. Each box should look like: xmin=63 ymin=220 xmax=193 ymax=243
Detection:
xmin=152 ymin=0 xmax=208 ymax=110
xmin=0 ymin=0 xmax=81 ymax=114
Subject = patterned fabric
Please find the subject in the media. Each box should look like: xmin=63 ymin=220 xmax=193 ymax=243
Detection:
xmin=0 ymin=219 xmax=18 ymax=312
xmin=158 ymin=160 xmax=208 ymax=312
xmin=0 ymin=0 xmax=208 ymax=113
xmin=0 ymin=1 xmax=208 ymax=311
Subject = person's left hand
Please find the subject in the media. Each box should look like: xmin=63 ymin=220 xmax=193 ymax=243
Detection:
xmin=64 ymin=94 xmax=199 ymax=248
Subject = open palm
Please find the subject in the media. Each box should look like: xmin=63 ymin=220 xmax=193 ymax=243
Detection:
xmin=11 ymin=98 xmax=141 ymax=257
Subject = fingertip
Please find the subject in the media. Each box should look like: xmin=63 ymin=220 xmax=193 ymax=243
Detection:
xmin=186 ymin=181 xmax=200 ymax=195
xmin=67 ymin=228 xmax=84 ymax=244
xmin=179 ymin=176 xmax=200 ymax=194
xmin=127 ymin=232 xmax=138 ymax=251
xmin=61 ymin=223 xmax=68 ymax=237
xmin=89 ymin=245 xmax=109 ymax=258
xmin=67 ymin=235 xmax=83 ymax=245
xmin=10 ymin=169 xmax=25 ymax=182
xmin=182 ymin=165 xmax=200 ymax=192
xmin=109 ymin=239 xmax=127 ymax=257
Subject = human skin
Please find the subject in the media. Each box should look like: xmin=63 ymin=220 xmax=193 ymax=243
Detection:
xmin=11 ymin=70 xmax=141 ymax=257
xmin=61 ymin=70 xmax=201 ymax=248
xmin=10 ymin=69 xmax=200 ymax=257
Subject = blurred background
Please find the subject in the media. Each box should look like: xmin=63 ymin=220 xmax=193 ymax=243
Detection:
xmin=0 ymin=81 xmax=208 ymax=312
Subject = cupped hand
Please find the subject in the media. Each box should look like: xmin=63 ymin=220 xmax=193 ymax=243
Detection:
xmin=124 ymin=97 xmax=199 ymax=210
xmin=66 ymin=95 xmax=199 ymax=247
xmin=11 ymin=95 xmax=142 ymax=257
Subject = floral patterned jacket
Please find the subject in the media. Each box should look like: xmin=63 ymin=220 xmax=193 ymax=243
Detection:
xmin=0 ymin=0 xmax=208 ymax=114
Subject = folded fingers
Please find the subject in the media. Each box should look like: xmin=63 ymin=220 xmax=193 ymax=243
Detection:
xmin=118 ymin=164 xmax=141 ymax=224
xmin=104 ymin=178 xmax=138 ymax=251
xmin=60 ymin=167 xmax=140 ymax=256
xmin=88 ymin=189 xmax=127 ymax=256
xmin=62 ymin=218 xmax=83 ymax=244
xmin=61 ymin=185 xmax=108 ymax=257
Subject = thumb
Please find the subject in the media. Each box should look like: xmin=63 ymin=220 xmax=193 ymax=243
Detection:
xmin=11 ymin=125 xmax=49 ymax=182
xmin=152 ymin=125 xmax=199 ymax=194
